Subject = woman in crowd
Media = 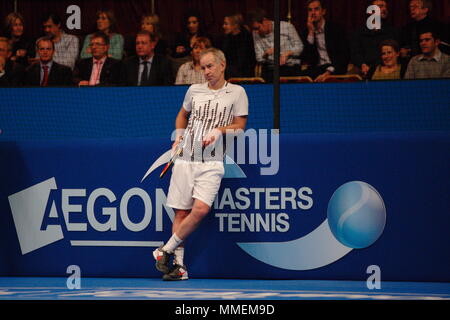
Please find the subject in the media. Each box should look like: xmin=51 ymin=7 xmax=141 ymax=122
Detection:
xmin=369 ymin=39 xmax=405 ymax=80
xmin=3 ymin=12 xmax=35 ymax=66
xmin=80 ymin=9 xmax=124 ymax=60
xmin=175 ymin=37 xmax=211 ymax=85
xmin=220 ymin=13 xmax=256 ymax=78
xmin=171 ymin=10 xmax=211 ymax=59
xmin=140 ymin=14 xmax=168 ymax=56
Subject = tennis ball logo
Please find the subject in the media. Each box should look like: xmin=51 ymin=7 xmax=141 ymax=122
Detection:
xmin=327 ymin=181 xmax=386 ymax=249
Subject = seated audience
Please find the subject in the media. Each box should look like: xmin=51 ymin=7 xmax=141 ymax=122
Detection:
xmin=350 ymin=0 xmax=400 ymax=77
xmin=74 ymin=32 xmax=125 ymax=86
xmin=247 ymin=8 xmax=304 ymax=82
xmin=368 ymin=39 xmax=405 ymax=80
xmin=300 ymin=0 xmax=349 ymax=82
xmin=3 ymin=12 xmax=35 ymax=67
xmin=124 ymin=31 xmax=173 ymax=86
xmin=220 ymin=13 xmax=256 ymax=78
xmin=175 ymin=37 xmax=211 ymax=85
xmin=80 ymin=10 xmax=124 ymax=60
xmin=24 ymin=36 xmax=73 ymax=86
xmin=38 ymin=13 xmax=79 ymax=70
xmin=400 ymin=0 xmax=447 ymax=61
xmin=0 ymin=36 xmax=25 ymax=86
xmin=404 ymin=29 xmax=450 ymax=79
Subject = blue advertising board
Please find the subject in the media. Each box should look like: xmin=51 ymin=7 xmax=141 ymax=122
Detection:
xmin=1 ymin=132 xmax=449 ymax=281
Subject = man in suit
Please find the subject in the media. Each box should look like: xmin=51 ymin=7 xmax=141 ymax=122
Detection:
xmin=74 ymin=32 xmax=125 ymax=86
xmin=300 ymin=0 xmax=350 ymax=82
xmin=124 ymin=31 xmax=173 ymax=86
xmin=24 ymin=36 xmax=73 ymax=86
xmin=0 ymin=37 xmax=25 ymax=86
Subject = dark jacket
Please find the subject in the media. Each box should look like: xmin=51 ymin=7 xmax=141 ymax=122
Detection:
xmin=350 ymin=20 xmax=400 ymax=68
xmin=400 ymin=16 xmax=447 ymax=57
xmin=0 ymin=60 xmax=25 ymax=87
xmin=23 ymin=61 xmax=73 ymax=86
xmin=301 ymin=20 xmax=350 ymax=75
xmin=124 ymin=54 xmax=173 ymax=86
xmin=220 ymin=29 xmax=256 ymax=78
xmin=73 ymin=57 xmax=125 ymax=86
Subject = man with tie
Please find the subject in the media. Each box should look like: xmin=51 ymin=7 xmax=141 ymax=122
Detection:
xmin=74 ymin=32 xmax=125 ymax=86
xmin=300 ymin=0 xmax=349 ymax=82
xmin=23 ymin=36 xmax=73 ymax=87
xmin=124 ymin=30 xmax=173 ymax=86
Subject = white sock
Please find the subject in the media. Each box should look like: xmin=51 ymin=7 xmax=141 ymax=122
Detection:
xmin=174 ymin=247 xmax=185 ymax=266
xmin=162 ymin=233 xmax=183 ymax=253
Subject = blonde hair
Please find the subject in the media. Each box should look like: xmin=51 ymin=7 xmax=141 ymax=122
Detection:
xmin=200 ymin=47 xmax=226 ymax=64
xmin=4 ymin=12 xmax=24 ymax=35
xmin=225 ymin=13 xmax=244 ymax=28
xmin=141 ymin=14 xmax=162 ymax=38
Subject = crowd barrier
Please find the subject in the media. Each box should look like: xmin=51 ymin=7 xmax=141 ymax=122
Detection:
xmin=1 ymin=79 xmax=449 ymax=280
xmin=1 ymin=79 xmax=449 ymax=141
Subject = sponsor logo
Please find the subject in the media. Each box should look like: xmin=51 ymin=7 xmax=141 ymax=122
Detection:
xmin=237 ymin=181 xmax=386 ymax=270
xmin=9 ymin=178 xmax=173 ymax=255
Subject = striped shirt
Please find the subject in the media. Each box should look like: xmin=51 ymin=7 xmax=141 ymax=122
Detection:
xmin=180 ymin=81 xmax=248 ymax=161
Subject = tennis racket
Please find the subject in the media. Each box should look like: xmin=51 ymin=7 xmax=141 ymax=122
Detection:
xmin=159 ymin=140 xmax=183 ymax=179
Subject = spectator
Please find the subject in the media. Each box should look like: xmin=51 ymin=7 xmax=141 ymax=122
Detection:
xmin=220 ymin=13 xmax=256 ymax=78
xmin=300 ymin=0 xmax=350 ymax=82
xmin=38 ymin=13 xmax=79 ymax=70
xmin=24 ymin=37 xmax=73 ymax=87
xmin=350 ymin=0 xmax=400 ymax=77
xmin=140 ymin=14 xmax=169 ymax=56
xmin=80 ymin=10 xmax=124 ymax=60
xmin=368 ymin=39 xmax=405 ymax=80
xmin=3 ymin=12 xmax=35 ymax=67
xmin=124 ymin=14 xmax=169 ymax=58
xmin=175 ymin=37 xmax=211 ymax=85
xmin=124 ymin=31 xmax=173 ymax=86
xmin=170 ymin=10 xmax=211 ymax=59
xmin=404 ymin=29 xmax=450 ymax=79
xmin=0 ymin=36 xmax=25 ymax=86
xmin=400 ymin=0 xmax=447 ymax=60
xmin=247 ymin=8 xmax=304 ymax=82
xmin=74 ymin=32 xmax=125 ymax=86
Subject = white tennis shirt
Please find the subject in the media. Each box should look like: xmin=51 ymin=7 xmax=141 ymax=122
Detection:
xmin=181 ymin=81 xmax=249 ymax=161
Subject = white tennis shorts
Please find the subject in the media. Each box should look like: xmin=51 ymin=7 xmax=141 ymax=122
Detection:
xmin=166 ymin=160 xmax=224 ymax=210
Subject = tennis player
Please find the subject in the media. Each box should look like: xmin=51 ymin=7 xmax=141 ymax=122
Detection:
xmin=153 ymin=47 xmax=248 ymax=281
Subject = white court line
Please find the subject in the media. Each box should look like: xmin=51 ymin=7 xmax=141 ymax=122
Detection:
xmin=70 ymin=240 xmax=163 ymax=247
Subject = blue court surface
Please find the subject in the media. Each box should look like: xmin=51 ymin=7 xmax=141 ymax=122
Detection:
xmin=0 ymin=277 xmax=449 ymax=300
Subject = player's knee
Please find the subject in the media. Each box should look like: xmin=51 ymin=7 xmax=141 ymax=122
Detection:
xmin=175 ymin=209 xmax=190 ymax=220
xmin=192 ymin=201 xmax=210 ymax=219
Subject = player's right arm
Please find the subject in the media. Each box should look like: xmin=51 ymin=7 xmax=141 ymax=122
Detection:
xmin=173 ymin=106 xmax=190 ymax=150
